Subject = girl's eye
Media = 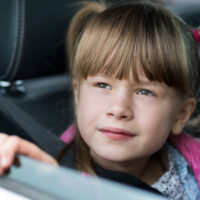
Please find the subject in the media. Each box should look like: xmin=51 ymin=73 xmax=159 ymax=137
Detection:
xmin=137 ymin=89 xmax=153 ymax=96
xmin=95 ymin=82 xmax=111 ymax=90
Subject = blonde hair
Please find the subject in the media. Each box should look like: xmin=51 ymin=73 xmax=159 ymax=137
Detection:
xmin=63 ymin=1 xmax=200 ymax=173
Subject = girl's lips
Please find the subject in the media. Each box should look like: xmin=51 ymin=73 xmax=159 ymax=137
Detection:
xmin=99 ymin=127 xmax=135 ymax=140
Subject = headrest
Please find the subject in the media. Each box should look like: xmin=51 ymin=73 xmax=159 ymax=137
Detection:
xmin=0 ymin=0 xmax=78 ymax=81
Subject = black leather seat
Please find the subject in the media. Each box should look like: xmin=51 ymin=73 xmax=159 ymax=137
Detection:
xmin=0 ymin=0 xmax=82 ymax=137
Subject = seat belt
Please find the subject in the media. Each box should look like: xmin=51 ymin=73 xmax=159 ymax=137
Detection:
xmin=0 ymin=95 xmax=65 ymax=158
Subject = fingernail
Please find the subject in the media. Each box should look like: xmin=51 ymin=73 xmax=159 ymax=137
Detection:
xmin=1 ymin=157 xmax=9 ymax=167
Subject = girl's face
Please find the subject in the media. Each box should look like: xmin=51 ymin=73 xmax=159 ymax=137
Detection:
xmin=75 ymin=73 xmax=193 ymax=165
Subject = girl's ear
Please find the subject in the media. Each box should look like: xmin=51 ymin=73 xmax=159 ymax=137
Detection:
xmin=171 ymin=98 xmax=196 ymax=135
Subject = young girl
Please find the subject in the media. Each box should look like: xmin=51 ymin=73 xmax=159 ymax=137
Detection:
xmin=0 ymin=1 xmax=200 ymax=199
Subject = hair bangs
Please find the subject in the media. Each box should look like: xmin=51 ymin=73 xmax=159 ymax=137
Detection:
xmin=136 ymin=9 xmax=190 ymax=95
xmin=72 ymin=9 xmax=138 ymax=82
xmin=72 ymin=2 xmax=190 ymax=95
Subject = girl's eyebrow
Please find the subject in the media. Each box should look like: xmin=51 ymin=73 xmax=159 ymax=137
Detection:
xmin=87 ymin=75 xmax=164 ymax=88
xmin=87 ymin=75 xmax=111 ymax=81
xmin=132 ymin=80 xmax=165 ymax=88
xmin=136 ymin=80 xmax=159 ymax=85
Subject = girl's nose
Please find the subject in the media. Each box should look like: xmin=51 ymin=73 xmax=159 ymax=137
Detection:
xmin=106 ymin=95 xmax=133 ymax=121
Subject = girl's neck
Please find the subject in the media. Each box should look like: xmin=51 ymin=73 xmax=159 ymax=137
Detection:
xmin=140 ymin=154 xmax=166 ymax=185
xmin=91 ymin=152 xmax=166 ymax=185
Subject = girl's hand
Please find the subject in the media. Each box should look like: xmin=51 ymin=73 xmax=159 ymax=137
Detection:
xmin=0 ymin=133 xmax=58 ymax=175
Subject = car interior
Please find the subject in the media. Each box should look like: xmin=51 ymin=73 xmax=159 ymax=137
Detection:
xmin=0 ymin=0 xmax=200 ymax=198
xmin=0 ymin=0 xmax=81 ymax=156
xmin=1 ymin=0 xmax=200 ymax=149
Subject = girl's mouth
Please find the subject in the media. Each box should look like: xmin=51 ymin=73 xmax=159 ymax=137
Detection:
xmin=99 ymin=127 xmax=135 ymax=140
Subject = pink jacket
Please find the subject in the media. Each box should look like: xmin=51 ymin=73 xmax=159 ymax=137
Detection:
xmin=60 ymin=124 xmax=200 ymax=189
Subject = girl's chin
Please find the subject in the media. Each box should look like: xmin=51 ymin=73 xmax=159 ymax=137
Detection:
xmin=91 ymin=150 xmax=138 ymax=164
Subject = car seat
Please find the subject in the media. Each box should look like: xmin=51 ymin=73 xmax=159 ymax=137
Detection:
xmin=0 ymin=0 xmax=82 ymax=140
xmin=0 ymin=0 xmax=86 ymax=156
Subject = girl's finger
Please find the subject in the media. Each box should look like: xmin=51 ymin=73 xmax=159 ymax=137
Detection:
xmin=0 ymin=135 xmax=21 ymax=169
xmin=0 ymin=133 xmax=9 ymax=145
xmin=1 ymin=136 xmax=58 ymax=166
xmin=17 ymin=139 xmax=58 ymax=165
xmin=0 ymin=134 xmax=58 ymax=175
